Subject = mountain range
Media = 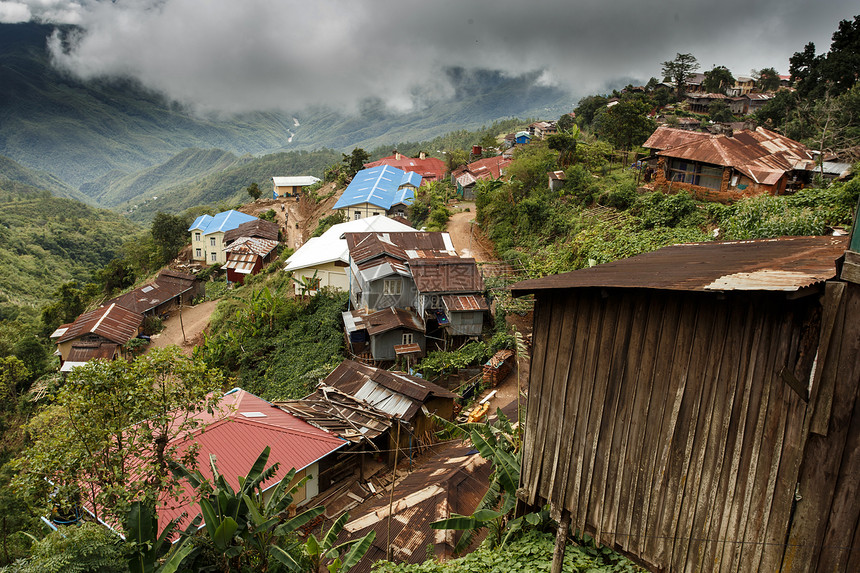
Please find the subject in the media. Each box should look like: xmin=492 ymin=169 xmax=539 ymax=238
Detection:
xmin=0 ymin=22 xmax=573 ymax=212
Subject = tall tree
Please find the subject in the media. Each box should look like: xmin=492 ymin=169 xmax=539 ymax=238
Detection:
xmin=12 ymin=348 xmax=225 ymax=524
xmin=595 ymin=98 xmax=656 ymax=151
xmin=342 ymin=148 xmax=370 ymax=178
xmin=752 ymin=67 xmax=781 ymax=92
xmin=790 ymin=16 xmax=860 ymax=99
xmin=150 ymin=212 xmax=190 ymax=265
xmin=246 ymin=181 xmax=262 ymax=200
xmin=703 ymin=66 xmax=736 ymax=95
xmin=661 ymin=53 xmax=700 ymax=99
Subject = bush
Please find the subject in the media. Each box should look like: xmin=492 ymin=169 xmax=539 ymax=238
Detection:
xmin=141 ymin=315 xmax=163 ymax=336
xmin=259 ymin=209 xmax=277 ymax=222
xmin=3 ymin=522 xmax=127 ymax=573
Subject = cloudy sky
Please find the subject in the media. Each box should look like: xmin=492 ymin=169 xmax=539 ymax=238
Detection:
xmin=1 ymin=0 xmax=857 ymax=114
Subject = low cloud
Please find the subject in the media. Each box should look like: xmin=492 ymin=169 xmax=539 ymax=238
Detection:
xmin=12 ymin=0 xmax=860 ymax=114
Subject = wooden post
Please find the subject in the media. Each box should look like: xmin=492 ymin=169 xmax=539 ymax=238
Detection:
xmin=386 ymin=421 xmax=401 ymax=561
xmin=550 ymin=508 xmax=571 ymax=573
xmin=178 ymin=300 xmax=186 ymax=344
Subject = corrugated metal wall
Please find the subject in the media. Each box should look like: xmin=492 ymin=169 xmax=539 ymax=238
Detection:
xmin=522 ymin=284 xmax=860 ymax=572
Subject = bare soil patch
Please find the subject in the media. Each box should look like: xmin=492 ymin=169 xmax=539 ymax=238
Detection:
xmin=148 ymin=299 xmax=218 ymax=355
xmin=446 ymin=201 xmax=495 ymax=262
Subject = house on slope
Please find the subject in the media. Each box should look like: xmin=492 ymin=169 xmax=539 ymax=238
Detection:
xmin=451 ymin=156 xmax=511 ymax=200
xmin=364 ymin=151 xmax=447 ymax=184
xmin=51 ymin=303 xmax=143 ymax=372
xmin=158 ymin=388 xmax=346 ymax=530
xmin=642 ymin=126 xmax=825 ymax=201
xmin=188 ymin=210 xmax=258 ymax=264
xmin=105 ymin=270 xmax=202 ymax=317
xmin=272 ymin=176 xmax=320 ymax=198
xmin=332 ymin=166 xmax=422 ymax=221
xmin=223 ymin=237 xmax=280 ymax=284
xmin=278 ymin=359 xmax=457 ymax=467
xmin=511 ymin=235 xmax=860 ymax=572
xmin=283 ymin=215 xmax=417 ymax=295
xmin=222 ymin=219 xmax=279 ymax=246
xmin=342 ymin=231 xmax=486 ymax=360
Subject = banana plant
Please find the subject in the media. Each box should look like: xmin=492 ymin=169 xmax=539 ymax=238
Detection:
xmin=303 ymin=512 xmax=377 ymax=573
xmin=169 ymin=446 xmax=323 ymax=571
xmin=123 ymin=500 xmax=198 ymax=573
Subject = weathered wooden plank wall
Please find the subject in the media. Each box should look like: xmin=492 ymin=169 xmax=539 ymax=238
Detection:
xmin=521 ymin=285 xmax=860 ymax=572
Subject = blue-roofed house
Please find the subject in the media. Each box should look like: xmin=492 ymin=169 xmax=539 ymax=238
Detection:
xmin=332 ymin=166 xmax=421 ymax=221
xmin=189 ymin=210 xmax=258 ymax=264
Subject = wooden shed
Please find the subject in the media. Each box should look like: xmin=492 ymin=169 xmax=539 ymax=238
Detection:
xmin=511 ymin=235 xmax=860 ymax=572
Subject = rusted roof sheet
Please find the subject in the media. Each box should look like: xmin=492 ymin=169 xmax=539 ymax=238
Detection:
xmin=442 ymin=294 xmax=489 ymax=312
xmin=223 ymin=219 xmax=279 ymax=244
xmin=465 ymin=156 xmax=511 ymax=180
xmin=394 ymin=343 xmax=422 ymax=355
xmin=66 ymin=342 xmax=119 ymax=362
xmin=276 ymin=385 xmax=393 ymax=443
xmin=364 ymin=307 xmax=425 ymax=336
xmin=410 ymin=258 xmax=484 ymax=293
xmin=106 ymin=270 xmax=199 ymax=315
xmin=337 ymin=445 xmax=492 ymax=571
xmin=57 ymin=303 xmax=143 ymax=344
xmin=324 ymin=360 xmax=457 ymax=408
xmin=346 ymin=232 xmax=455 ymax=264
xmin=642 ymin=126 xmax=711 ymax=151
xmin=655 ymin=127 xmax=816 ymax=185
xmin=511 ymin=236 xmax=847 ymax=295
xmin=224 ymin=236 xmax=278 ymax=256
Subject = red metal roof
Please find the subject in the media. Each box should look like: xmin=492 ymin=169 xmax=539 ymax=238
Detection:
xmin=158 ymin=389 xmax=346 ymax=529
xmin=57 ymin=303 xmax=143 ymax=344
xmin=364 ymin=154 xmax=447 ymax=182
xmin=465 ymin=156 xmax=511 ymax=180
xmin=511 ymin=236 xmax=847 ymax=295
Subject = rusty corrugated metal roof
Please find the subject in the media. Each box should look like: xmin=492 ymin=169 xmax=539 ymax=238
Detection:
xmin=223 ymin=236 xmax=278 ymax=256
xmin=106 ymin=270 xmax=199 ymax=314
xmin=655 ymin=127 xmax=816 ymax=185
xmin=442 ymin=294 xmax=489 ymax=312
xmin=57 ymin=303 xmax=143 ymax=344
xmin=642 ymin=126 xmax=711 ymax=151
xmin=324 ymin=360 xmax=457 ymax=405
xmin=66 ymin=342 xmax=119 ymax=362
xmin=362 ymin=307 xmax=425 ymax=336
xmin=336 ymin=445 xmax=492 ymax=572
xmin=276 ymin=385 xmax=394 ymax=443
xmin=511 ymin=236 xmax=847 ymax=295
xmin=410 ymin=258 xmax=484 ymax=293
xmin=222 ymin=219 xmax=279 ymax=244
xmin=346 ymin=232 xmax=455 ymax=264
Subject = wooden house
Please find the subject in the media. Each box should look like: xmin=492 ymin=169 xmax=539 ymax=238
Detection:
xmin=511 ymin=235 xmax=860 ymax=572
xmin=105 ymin=270 xmax=202 ymax=317
xmin=51 ymin=303 xmax=143 ymax=371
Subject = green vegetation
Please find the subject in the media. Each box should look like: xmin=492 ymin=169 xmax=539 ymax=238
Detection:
xmin=372 ymin=529 xmax=642 ymax=573
xmin=0 ymin=179 xmax=140 ymax=308
xmin=200 ymin=271 xmax=347 ymax=401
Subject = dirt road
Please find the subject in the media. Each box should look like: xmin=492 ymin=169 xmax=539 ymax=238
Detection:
xmin=446 ymin=202 xmax=495 ymax=262
xmin=149 ymin=300 xmax=219 ymax=355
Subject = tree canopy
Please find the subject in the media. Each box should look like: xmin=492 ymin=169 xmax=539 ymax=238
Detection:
xmin=703 ymin=65 xmax=736 ymax=95
xmin=661 ymin=53 xmax=700 ymax=99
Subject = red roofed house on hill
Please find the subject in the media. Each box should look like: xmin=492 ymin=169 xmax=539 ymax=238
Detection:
xmin=158 ymin=389 xmax=346 ymax=530
xmin=364 ymin=151 xmax=447 ymax=183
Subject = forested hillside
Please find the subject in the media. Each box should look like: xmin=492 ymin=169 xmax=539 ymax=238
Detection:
xmin=0 ymin=155 xmax=90 ymax=204
xmin=0 ymin=180 xmax=140 ymax=307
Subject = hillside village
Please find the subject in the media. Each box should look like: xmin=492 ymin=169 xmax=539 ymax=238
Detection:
xmin=1 ymin=19 xmax=860 ymax=573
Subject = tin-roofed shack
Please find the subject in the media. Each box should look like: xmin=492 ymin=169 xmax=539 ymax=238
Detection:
xmin=511 ymin=235 xmax=860 ymax=572
xmin=105 ymin=269 xmax=202 ymax=316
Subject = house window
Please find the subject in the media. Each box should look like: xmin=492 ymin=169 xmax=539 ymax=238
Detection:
xmin=372 ymin=212 xmax=380 ymax=216
xmin=402 ymin=333 xmax=414 ymax=345
xmin=354 ymin=211 xmax=361 ymax=220
xmin=195 ymin=248 xmax=202 ymax=258
xmin=383 ymin=279 xmax=402 ymax=296
xmin=194 ymin=232 xmax=201 ymax=241
xmin=210 ymin=237 xmax=216 ymax=247
xmin=211 ymin=252 xmax=217 ymax=262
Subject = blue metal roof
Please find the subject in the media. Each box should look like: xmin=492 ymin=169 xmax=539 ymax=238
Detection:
xmin=332 ymin=166 xmax=419 ymax=211
xmin=188 ymin=210 xmax=257 ymax=234
xmin=400 ymin=171 xmax=422 ymax=188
